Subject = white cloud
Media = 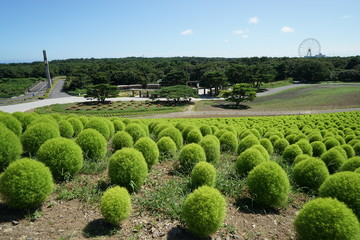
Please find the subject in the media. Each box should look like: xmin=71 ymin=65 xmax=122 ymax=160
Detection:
xmin=242 ymin=34 xmax=249 ymax=39
xmin=248 ymin=17 xmax=260 ymax=24
xmin=224 ymin=39 xmax=230 ymax=43
xmin=181 ymin=29 xmax=194 ymax=36
xmin=281 ymin=26 xmax=295 ymax=33
xmin=340 ymin=15 xmax=353 ymax=19
xmin=233 ymin=29 xmax=244 ymax=34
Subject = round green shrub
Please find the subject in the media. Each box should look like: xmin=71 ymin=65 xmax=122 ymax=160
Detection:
xmin=247 ymin=161 xmax=290 ymax=208
xmin=67 ymin=117 xmax=84 ymax=137
xmin=340 ymin=157 xmax=360 ymax=172
xmin=58 ymin=120 xmax=74 ymax=138
xmin=269 ymin=135 xmax=281 ymax=145
xmin=112 ymin=131 xmax=134 ymax=151
xmin=103 ymin=118 xmax=115 ymax=138
xmin=293 ymin=158 xmax=329 ymax=191
xmin=293 ymin=154 xmax=310 ymax=165
xmin=157 ymin=136 xmax=177 ymax=160
xmin=158 ymin=127 xmax=183 ymax=149
xmin=341 ymin=144 xmax=355 ymax=158
xmin=319 ymin=171 xmax=360 ymax=218
xmin=332 ymin=145 xmax=348 ymax=159
xmin=17 ymin=113 xmax=39 ymax=132
xmin=214 ymin=129 xmax=227 ymax=139
xmin=311 ymin=141 xmax=327 ymax=157
xmin=349 ymin=139 xmax=360 ymax=147
xmin=219 ymin=131 xmax=238 ymax=154
xmin=21 ymin=122 xmax=60 ymax=155
xmin=100 ymin=186 xmax=131 ymax=225
xmin=273 ymin=138 xmax=289 ymax=155
xmin=49 ymin=113 xmax=62 ymax=122
xmin=182 ymin=125 xmax=197 ymax=140
xmin=0 ymin=158 xmax=54 ymax=209
xmin=294 ymin=198 xmax=360 ymax=240
xmin=354 ymin=142 xmax=360 ymax=156
xmin=235 ymin=147 xmax=266 ymax=176
xmin=29 ymin=115 xmax=58 ymax=129
xmin=282 ymin=144 xmax=303 ymax=164
xmin=134 ymin=137 xmax=159 ymax=169
xmin=75 ymin=129 xmax=107 ymax=160
xmin=125 ymin=123 xmax=146 ymax=142
xmin=324 ymin=137 xmax=341 ymax=150
xmin=0 ymin=123 xmax=22 ymax=171
xmin=252 ymin=144 xmax=270 ymax=161
xmin=0 ymin=112 xmax=23 ymax=136
xmin=308 ymin=133 xmax=323 ymax=143
xmin=78 ymin=116 xmax=89 ymax=127
xmin=108 ymin=148 xmax=148 ymax=192
xmin=321 ymin=148 xmax=346 ymax=173
xmin=190 ymin=162 xmax=216 ymax=188
xmin=199 ymin=125 xmax=212 ymax=136
xmin=260 ymin=138 xmax=273 ymax=155
xmin=186 ymin=129 xmax=203 ymax=144
xmin=237 ymin=134 xmax=260 ymax=155
xmin=37 ymin=137 xmax=83 ymax=180
xmin=296 ymin=139 xmax=313 ymax=156
xmin=153 ymin=123 xmax=173 ymax=136
xmin=286 ymin=134 xmax=297 ymax=144
xmin=199 ymin=135 xmax=220 ymax=165
xmin=179 ymin=143 xmax=206 ymax=173
xmin=182 ymin=186 xmax=226 ymax=238
xmin=85 ymin=118 xmax=110 ymax=140
xmin=112 ymin=119 xmax=125 ymax=132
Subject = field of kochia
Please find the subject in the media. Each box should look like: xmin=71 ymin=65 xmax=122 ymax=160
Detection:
xmin=0 ymin=110 xmax=360 ymax=239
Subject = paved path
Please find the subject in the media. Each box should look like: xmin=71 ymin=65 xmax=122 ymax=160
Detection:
xmin=48 ymin=79 xmax=71 ymax=98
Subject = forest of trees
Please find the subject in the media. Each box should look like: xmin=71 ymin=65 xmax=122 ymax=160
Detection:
xmin=1 ymin=56 xmax=359 ymax=96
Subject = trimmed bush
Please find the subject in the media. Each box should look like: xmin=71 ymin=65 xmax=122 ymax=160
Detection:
xmin=311 ymin=141 xmax=327 ymax=157
xmin=186 ymin=129 xmax=203 ymax=144
xmin=21 ymin=122 xmax=60 ymax=155
xmin=100 ymin=186 xmax=131 ymax=225
xmin=103 ymin=118 xmax=115 ymax=138
xmin=294 ymin=198 xmax=360 ymax=240
xmin=190 ymin=161 xmax=216 ymax=188
xmin=341 ymin=144 xmax=355 ymax=158
xmin=319 ymin=171 xmax=360 ymax=218
xmin=157 ymin=136 xmax=177 ymax=160
xmin=296 ymin=139 xmax=313 ymax=156
xmin=134 ymin=137 xmax=159 ymax=169
xmin=112 ymin=131 xmax=134 ymax=151
xmin=16 ymin=113 xmax=38 ymax=132
xmin=108 ymin=148 xmax=148 ymax=192
xmin=340 ymin=156 xmax=360 ymax=172
xmin=158 ymin=127 xmax=183 ymax=149
xmin=0 ymin=124 xmax=22 ymax=171
xmin=182 ymin=186 xmax=226 ymax=238
xmin=78 ymin=116 xmax=89 ymax=127
xmin=179 ymin=143 xmax=206 ymax=173
xmin=58 ymin=120 xmax=74 ymax=138
xmin=282 ymin=144 xmax=303 ymax=164
xmin=153 ymin=123 xmax=173 ymax=136
xmin=260 ymin=138 xmax=273 ymax=155
xmin=182 ymin=125 xmax=197 ymax=140
xmin=37 ymin=137 xmax=83 ymax=180
xmin=29 ymin=115 xmax=58 ymax=129
xmin=354 ymin=142 xmax=360 ymax=156
xmin=199 ymin=125 xmax=212 ymax=136
xmin=252 ymin=144 xmax=270 ymax=161
xmin=293 ymin=154 xmax=310 ymax=165
xmin=219 ymin=131 xmax=238 ymax=154
xmin=75 ymin=129 xmax=107 ymax=160
xmin=0 ymin=112 xmax=22 ymax=136
xmin=67 ymin=117 xmax=84 ymax=137
xmin=269 ymin=135 xmax=281 ymax=145
xmin=324 ymin=137 xmax=340 ymax=150
xmin=125 ymin=123 xmax=146 ymax=142
xmin=247 ymin=161 xmax=290 ymax=208
xmin=321 ymin=148 xmax=346 ymax=173
xmin=235 ymin=147 xmax=266 ymax=176
xmin=85 ymin=118 xmax=110 ymax=140
xmin=112 ymin=119 xmax=125 ymax=132
xmin=199 ymin=135 xmax=220 ymax=165
xmin=237 ymin=134 xmax=260 ymax=155
xmin=0 ymin=158 xmax=54 ymax=209
xmin=293 ymin=158 xmax=329 ymax=191
xmin=308 ymin=133 xmax=323 ymax=143
xmin=273 ymin=138 xmax=289 ymax=155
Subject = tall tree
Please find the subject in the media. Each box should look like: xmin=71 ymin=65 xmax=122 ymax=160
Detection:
xmin=85 ymin=84 xmax=118 ymax=103
xmin=220 ymin=83 xmax=256 ymax=107
xmin=200 ymin=71 xmax=228 ymax=96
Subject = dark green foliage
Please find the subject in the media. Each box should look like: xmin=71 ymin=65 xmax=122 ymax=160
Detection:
xmin=237 ymin=134 xmax=260 ymax=155
xmin=319 ymin=171 xmax=360 ymax=218
xmin=321 ymin=148 xmax=346 ymax=173
xmin=221 ymin=83 xmax=256 ymax=106
xmin=125 ymin=123 xmax=146 ymax=142
xmin=157 ymin=136 xmax=177 ymax=160
xmin=58 ymin=120 xmax=74 ymax=138
xmin=75 ymin=129 xmax=107 ymax=160
xmin=296 ymin=139 xmax=313 ymax=156
xmin=0 ymin=124 xmax=22 ymax=171
xmin=293 ymin=158 xmax=329 ymax=191
xmin=186 ymin=129 xmax=203 ymax=144
xmin=0 ymin=112 xmax=22 ymax=136
xmin=112 ymin=119 xmax=125 ymax=132
xmin=100 ymin=186 xmax=131 ymax=225
xmin=85 ymin=117 xmax=110 ymax=140
xmin=21 ymin=122 xmax=60 ymax=155
xmin=182 ymin=186 xmax=226 ymax=238
xmin=340 ymin=157 xmax=360 ymax=172
xmin=179 ymin=143 xmax=206 ymax=173
xmin=273 ymin=138 xmax=289 ymax=155
xmin=247 ymin=161 xmax=290 ymax=208
xmin=134 ymin=137 xmax=159 ymax=169
xmin=341 ymin=144 xmax=355 ymax=158
xmin=0 ymin=158 xmax=54 ymax=209
xmin=294 ymin=198 xmax=360 ymax=240
xmin=67 ymin=117 xmax=84 ymax=137
xmin=151 ymin=85 xmax=198 ymax=103
xmin=354 ymin=142 xmax=360 ymax=156
xmin=108 ymin=148 xmax=148 ymax=192
xmin=199 ymin=135 xmax=220 ymax=165
xmin=85 ymin=83 xmax=118 ymax=103
xmin=190 ymin=162 xmax=217 ymax=188
xmin=219 ymin=131 xmax=238 ymax=154
xmin=260 ymin=138 xmax=274 ymax=155
xmin=311 ymin=141 xmax=327 ymax=157
xmin=37 ymin=137 xmax=83 ymax=180
xmin=282 ymin=144 xmax=303 ymax=164
xmin=112 ymin=131 xmax=134 ymax=151
xmin=324 ymin=137 xmax=341 ymax=150
xmin=308 ymin=133 xmax=323 ymax=143
xmin=235 ymin=147 xmax=266 ymax=176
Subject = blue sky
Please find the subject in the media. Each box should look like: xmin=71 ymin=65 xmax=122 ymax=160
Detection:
xmin=1 ymin=0 xmax=359 ymax=62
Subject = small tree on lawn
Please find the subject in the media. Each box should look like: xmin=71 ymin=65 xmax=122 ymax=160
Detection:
xmin=221 ymin=83 xmax=256 ymax=107
xmin=151 ymin=85 xmax=198 ymax=104
xmin=85 ymin=84 xmax=118 ymax=103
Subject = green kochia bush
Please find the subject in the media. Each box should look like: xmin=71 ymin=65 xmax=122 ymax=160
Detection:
xmin=260 ymin=138 xmax=273 ymax=155
xmin=182 ymin=186 xmax=226 ymax=238
xmin=321 ymin=148 xmax=346 ymax=173
xmin=273 ymin=138 xmax=289 ymax=155
xmin=58 ymin=120 xmax=74 ymax=138
xmin=0 ymin=124 xmax=22 ymax=171
xmin=293 ymin=158 xmax=329 ymax=191
xmin=282 ymin=144 xmax=303 ymax=164
xmin=311 ymin=141 xmax=327 ymax=157
xmin=112 ymin=119 xmax=125 ymax=132
xmin=341 ymin=144 xmax=355 ymax=158
xmin=340 ymin=156 xmax=360 ymax=172
xmin=219 ymin=131 xmax=238 ymax=154
xmin=158 ymin=127 xmax=183 ymax=149
xmin=199 ymin=135 xmax=220 ymax=165
xmin=134 ymin=137 xmax=159 ymax=169
xmin=125 ymin=123 xmax=146 ymax=142
xmin=179 ymin=143 xmax=206 ymax=173
xmin=112 ymin=131 xmax=134 ymax=151
xmin=0 ymin=158 xmax=54 ymax=209
xmin=108 ymin=148 xmax=148 ymax=192
xmin=319 ymin=171 xmax=360 ymax=218
xmin=247 ymin=161 xmax=290 ymax=208
xmin=0 ymin=112 xmax=22 ymax=136
xmin=75 ymin=129 xmax=107 ymax=160
xmin=190 ymin=161 xmax=216 ymax=188
xmin=324 ymin=137 xmax=341 ymax=150
xmin=296 ymin=139 xmax=313 ymax=156
xmin=37 ymin=137 xmax=83 ymax=180
xmin=186 ymin=129 xmax=203 ymax=144
xmin=294 ymin=198 xmax=360 ymax=240
xmin=293 ymin=154 xmax=310 ymax=165
xmin=100 ymin=186 xmax=131 ymax=225
xmin=235 ymin=147 xmax=266 ymax=177
xmin=85 ymin=118 xmax=110 ymax=140
xmin=199 ymin=125 xmax=212 ymax=136
xmin=21 ymin=122 xmax=60 ymax=155
xmin=237 ymin=134 xmax=260 ymax=155
xmin=157 ymin=136 xmax=177 ymax=160
xmin=67 ymin=117 xmax=83 ymax=137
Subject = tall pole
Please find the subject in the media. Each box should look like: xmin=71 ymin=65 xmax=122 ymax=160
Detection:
xmin=43 ymin=50 xmax=52 ymax=89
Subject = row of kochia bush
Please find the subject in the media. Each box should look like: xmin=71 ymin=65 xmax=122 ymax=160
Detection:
xmin=0 ymin=110 xmax=360 ymax=238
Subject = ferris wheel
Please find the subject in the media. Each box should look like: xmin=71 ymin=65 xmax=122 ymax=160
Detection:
xmin=298 ymin=38 xmax=321 ymax=57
